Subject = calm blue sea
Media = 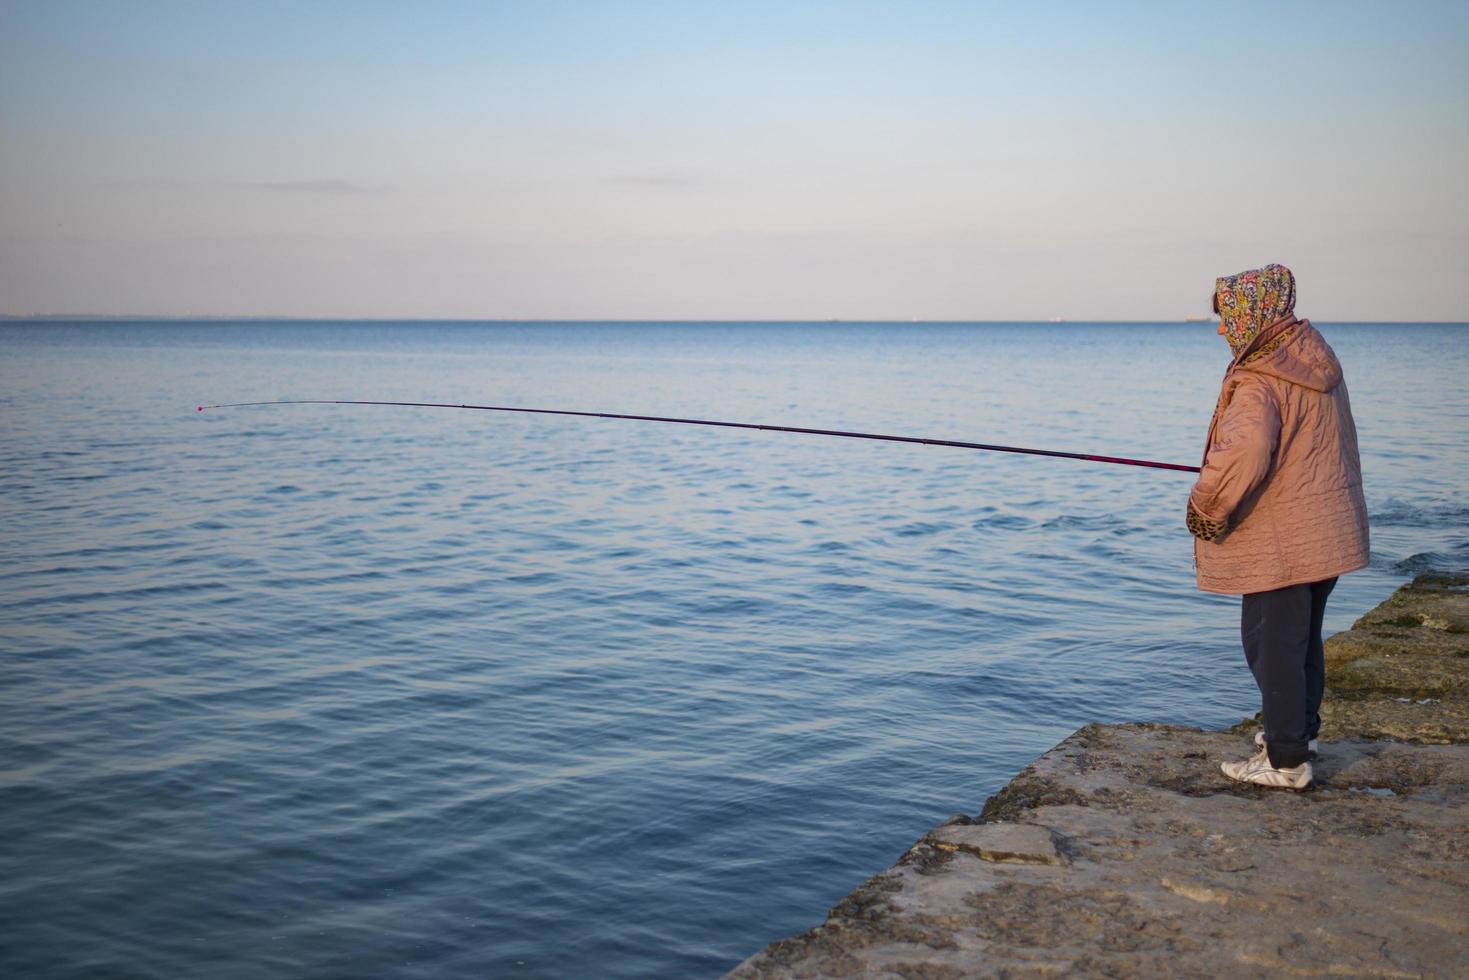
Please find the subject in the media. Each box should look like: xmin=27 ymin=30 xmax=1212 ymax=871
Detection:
xmin=2 ymin=321 xmax=1466 ymax=978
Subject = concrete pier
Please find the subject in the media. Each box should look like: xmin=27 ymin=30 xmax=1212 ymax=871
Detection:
xmin=729 ymin=573 xmax=1469 ymax=978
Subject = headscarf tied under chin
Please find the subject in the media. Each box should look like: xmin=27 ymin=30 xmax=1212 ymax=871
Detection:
xmin=1215 ymin=264 xmax=1296 ymax=356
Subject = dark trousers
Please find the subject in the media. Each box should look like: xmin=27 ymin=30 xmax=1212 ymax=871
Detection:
xmin=1241 ymin=577 xmax=1337 ymax=769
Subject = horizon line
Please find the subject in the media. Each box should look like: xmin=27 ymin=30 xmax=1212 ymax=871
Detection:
xmin=2 ymin=314 xmax=1466 ymax=325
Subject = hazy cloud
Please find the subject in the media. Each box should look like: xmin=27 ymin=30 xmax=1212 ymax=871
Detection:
xmin=235 ymin=179 xmax=383 ymax=194
xmin=604 ymin=174 xmax=697 ymax=188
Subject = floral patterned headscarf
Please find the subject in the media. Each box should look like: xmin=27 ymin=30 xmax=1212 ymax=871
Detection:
xmin=1215 ymin=264 xmax=1296 ymax=356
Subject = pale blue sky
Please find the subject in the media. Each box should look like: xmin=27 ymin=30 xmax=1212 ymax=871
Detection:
xmin=2 ymin=0 xmax=1465 ymax=319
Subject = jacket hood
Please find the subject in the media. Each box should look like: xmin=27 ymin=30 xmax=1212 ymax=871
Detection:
xmin=1237 ymin=320 xmax=1342 ymax=393
xmin=1216 ymin=264 xmax=1296 ymax=355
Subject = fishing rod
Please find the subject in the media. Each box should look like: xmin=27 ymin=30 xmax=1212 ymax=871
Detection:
xmin=196 ymin=399 xmax=1201 ymax=473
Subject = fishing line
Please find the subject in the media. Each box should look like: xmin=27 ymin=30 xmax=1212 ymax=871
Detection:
xmin=197 ymin=399 xmax=1200 ymax=473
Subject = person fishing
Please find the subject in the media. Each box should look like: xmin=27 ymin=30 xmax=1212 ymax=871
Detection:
xmin=1187 ymin=264 xmax=1370 ymax=789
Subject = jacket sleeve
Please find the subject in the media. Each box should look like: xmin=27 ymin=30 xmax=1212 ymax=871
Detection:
xmin=1187 ymin=376 xmax=1280 ymax=539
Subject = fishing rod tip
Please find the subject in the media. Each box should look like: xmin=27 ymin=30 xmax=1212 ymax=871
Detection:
xmin=197 ymin=405 xmax=204 ymax=412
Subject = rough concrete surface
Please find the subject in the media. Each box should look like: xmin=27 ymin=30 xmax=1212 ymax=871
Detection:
xmin=1319 ymin=572 xmax=1469 ymax=745
xmin=729 ymin=574 xmax=1469 ymax=978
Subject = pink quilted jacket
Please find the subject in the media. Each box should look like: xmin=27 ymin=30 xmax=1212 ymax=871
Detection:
xmin=1189 ymin=316 xmax=1370 ymax=594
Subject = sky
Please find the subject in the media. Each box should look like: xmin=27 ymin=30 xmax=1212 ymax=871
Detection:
xmin=1 ymin=0 xmax=1466 ymax=320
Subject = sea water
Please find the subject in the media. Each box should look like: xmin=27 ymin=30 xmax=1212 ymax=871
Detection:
xmin=2 ymin=321 xmax=1465 ymax=978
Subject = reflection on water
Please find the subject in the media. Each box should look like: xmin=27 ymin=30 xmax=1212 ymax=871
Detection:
xmin=1 ymin=321 xmax=1466 ymax=977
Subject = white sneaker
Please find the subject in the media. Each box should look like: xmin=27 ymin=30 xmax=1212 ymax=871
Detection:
xmin=1221 ymin=749 xmax=1313 ymax=790
xmin=1254 ymin=730 xmax=1319 ymax=759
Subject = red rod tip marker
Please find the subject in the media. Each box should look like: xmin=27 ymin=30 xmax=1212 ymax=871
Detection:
xmin=197 ymin=406 xmax=204 ymax=412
